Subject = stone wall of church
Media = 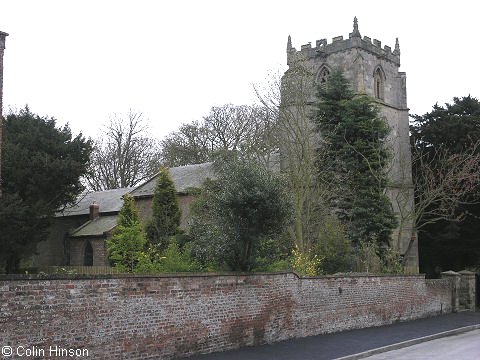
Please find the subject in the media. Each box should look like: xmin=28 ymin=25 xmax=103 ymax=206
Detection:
xmin=69 ymin=237 xmax=108 ymax=266
xmin=134 ymin=194 xmax=195 ymax=229
xmin=30 ymin=216 xmax=87 ymax=268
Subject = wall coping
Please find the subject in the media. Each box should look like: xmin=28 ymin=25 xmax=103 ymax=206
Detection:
xmin=0 ymin=271 xmax=426 ymax=281
xmin=458 ymin=270 xmax=475 ymax=276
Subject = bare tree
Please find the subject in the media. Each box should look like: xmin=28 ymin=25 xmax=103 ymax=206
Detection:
xmin=255 ymin=66 xmax=331 ymax=254
xmin=161 ymin=121 xmax=212 ymax=167
xmin=86 ymin=111 xmax=162 ymax=191
xmin=392 ymin=140 xmax=480 ymax=259
xmin=161 ymin=104 xmax=278 ymax=167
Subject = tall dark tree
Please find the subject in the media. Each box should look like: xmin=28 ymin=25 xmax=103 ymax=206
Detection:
xmin=313 ymin=70 xmax=397 ymax=248
xmin=410 ymin=96 xmax=480 ymax=275
xmin=411 ymin=96 xmax=480 ymax=154
xmin=0 ymin=107 xmax=92 ymax=273
xmin=146 ymin=167 xmax=181 ymax=250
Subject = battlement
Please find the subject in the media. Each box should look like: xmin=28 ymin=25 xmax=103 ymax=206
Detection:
xmin=0 ymin=31 xmax=8 ymax=50
xmin=287 ymin=17 xmax=400 ymax=67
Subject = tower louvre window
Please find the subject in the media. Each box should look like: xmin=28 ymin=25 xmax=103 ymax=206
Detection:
xmin=374 ymin=67 xmax=385 ymax=100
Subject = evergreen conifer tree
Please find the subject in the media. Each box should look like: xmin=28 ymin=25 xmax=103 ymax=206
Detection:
xmin=314 ymin=70 xmax=397 ymax=247
xmin=146 ymin=167 xmax=181 ymax=249
xmin=0 ymin=107 xmax=92 ymax=273
xmin=107 ymin=194 xmax=146 ymax=272
xmin=118 ymin=193 xmax=141 ymax=227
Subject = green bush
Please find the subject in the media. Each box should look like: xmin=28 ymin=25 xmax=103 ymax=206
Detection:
xmin=134 ymin=238 xmax=202 ymax=274
xmin=264 ymin=259 xmax=292 ymax=272
xmin=188 ymin=155 xmax=292 ymax=271
xmin=351 ymin=240 xmax=403 ymax=274
xmin=253 ymin=235 xmax=293 ymax=272
xmin=134 ymin=246 xmax=163 ymax=274
xmin=380 ymin=246 xmax=403 ymax=274
xmin=188 ymin=199 xmax=230 ymax=270
xmin=158 ymin=240 xmax=202 ymax=272
xmin=107 ymin=194 xmax=147 ymax=272
xmin=292 ymin=246 xmax=323 ymax=276
xmin=314 ymin=216 xmax=353 ymax=274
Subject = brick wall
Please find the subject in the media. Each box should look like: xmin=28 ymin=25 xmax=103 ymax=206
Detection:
xmin=0 ymin=273 xmax=452 ymax=359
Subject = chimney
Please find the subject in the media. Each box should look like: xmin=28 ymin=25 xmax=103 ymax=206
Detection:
xmin=89 ymin=202 xmax=100 ymax=220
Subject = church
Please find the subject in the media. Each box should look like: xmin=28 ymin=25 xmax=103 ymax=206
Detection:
xmin=281 ymin=18 xmax=417 ymax=271
xmin=0 ymin=19 xmax=418 ymax=272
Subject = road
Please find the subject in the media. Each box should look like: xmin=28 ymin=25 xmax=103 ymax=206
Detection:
xmin=364 ymin=329 xmax=480 ymax=359
xmin=192 ymin=313 xmax=480 ymax=360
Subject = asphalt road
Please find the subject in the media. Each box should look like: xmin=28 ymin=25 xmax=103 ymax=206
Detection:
xmin=190 ymin=312 xmax=480 ymax=360
xmin=364 ymin=329 xmax=480 ymax=360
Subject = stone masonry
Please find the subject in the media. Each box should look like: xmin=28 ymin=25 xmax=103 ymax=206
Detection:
xmin=281 ymin=18 xmax=416 ymax=271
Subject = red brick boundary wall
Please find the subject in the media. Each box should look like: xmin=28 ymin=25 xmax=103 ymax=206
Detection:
xmin=0 ymin=273 xmax=451 ymax=359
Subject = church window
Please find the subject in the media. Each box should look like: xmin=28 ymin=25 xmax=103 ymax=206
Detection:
xmin=374 ymin=67 xmax=385 ymax=100
xmin=84 ymin=241 xmax=93 ymax=266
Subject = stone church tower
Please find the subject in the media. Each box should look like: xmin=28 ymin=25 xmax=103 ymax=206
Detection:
xmin=281 ymin=18 xmax=417 ymax=271
xmin=0 ymin=30 xmax=7 ymax=197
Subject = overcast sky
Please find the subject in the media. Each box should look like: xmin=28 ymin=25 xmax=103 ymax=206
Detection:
xmin=1 ymin=0 xmax=479 ymax=140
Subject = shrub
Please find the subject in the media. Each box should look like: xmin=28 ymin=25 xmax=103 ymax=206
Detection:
xmin=292 ymin=246 xmax=323 ymax=276
xmin=314 ymin=216 xmax=354 ymax=274
xmin=189 ymin=155 xmax=292 ymax=271
xmin=351 ymin=240 xmax=403 ymax=274
xmin=107 ymin=194 xmax=146 ymax=272
xmin=134 ymin=238 xmax=202 ymax=273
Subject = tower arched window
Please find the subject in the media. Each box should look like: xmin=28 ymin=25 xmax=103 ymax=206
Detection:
xmin=317 ymin=66 xmax=330 ymax=87
xmin=374 ymin=67 xmax=385 ymax=100
xmin=84 ymin=241 xmax=93 ymax=266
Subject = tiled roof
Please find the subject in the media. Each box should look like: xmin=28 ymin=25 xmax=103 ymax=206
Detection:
xmin=56 ymin=187 xmax=131 ymax=217
xmin=130 ymin=163 xmax=214 ymax=197
xmin=70 ymin=215 xmax=118 ymax=237
xmin=56 ymin=163 xmax=214 ymax=219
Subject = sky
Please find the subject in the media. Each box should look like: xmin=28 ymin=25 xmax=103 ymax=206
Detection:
xmin=1 ymin=0 xmax=479 ymax=140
